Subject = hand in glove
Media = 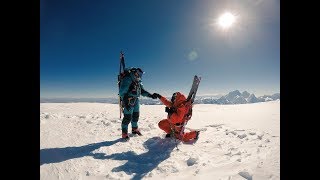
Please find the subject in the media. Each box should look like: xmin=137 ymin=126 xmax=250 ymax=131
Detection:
xmin=165 ymin=106 xmax=176 ymax=114
xmin=152 ymin=93 xmax=162 ymax=99
xmin=148 ymin=93 xmax=157 ymax=99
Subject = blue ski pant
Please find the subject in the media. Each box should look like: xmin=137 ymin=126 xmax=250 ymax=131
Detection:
xmin=122 ymin=98 xmax=140 ymax=134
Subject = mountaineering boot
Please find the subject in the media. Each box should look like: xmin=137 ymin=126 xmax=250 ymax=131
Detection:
xmin=132 ymin=127 xmax=142 ymax=136
xmin=122 ymin=133 xmax=130 ymax=141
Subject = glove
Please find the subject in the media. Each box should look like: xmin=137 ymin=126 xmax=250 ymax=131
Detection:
xmin=148 ymin=93 xmax=156 ymax=99
xmin=152 ymin=93 xmax=162 ymax=99
xmin=149 ymin=93 xmax=157 ymax=99
xmin=165 ymin=107 xmax=176 ymax=114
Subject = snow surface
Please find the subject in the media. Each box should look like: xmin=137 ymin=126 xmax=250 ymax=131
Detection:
xmin=40 ymin=101 xmax=280 ymax=180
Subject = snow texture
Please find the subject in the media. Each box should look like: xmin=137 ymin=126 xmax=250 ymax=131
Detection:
xmin=41 ymin=101 xmax=280 ymax=180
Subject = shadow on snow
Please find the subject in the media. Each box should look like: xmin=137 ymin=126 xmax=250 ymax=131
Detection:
xmin=41 ymin=136 xmax=184 ymax=180
xmin=91 ymin=137 xmax=177 ymax=180
xmin=40 ymin=138 xmax=121 ymax=166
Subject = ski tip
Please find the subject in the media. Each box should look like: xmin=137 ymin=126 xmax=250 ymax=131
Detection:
xmin=194 ymin=75 xmax=201 ymax=80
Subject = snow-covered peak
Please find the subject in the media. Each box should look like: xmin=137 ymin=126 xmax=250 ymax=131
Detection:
xmin=242 ymin=91 xmax=250 ymax=98
xmin=216 ymin=96 xmax=231 ymax=104
xmin=233 ymin=96 xmax=247 ymax=104
xmin=247 ymin=94 xmax=259 ymax=103
xmin=225 ymin=90 xmax=242 ymax=102
xmin=271 ymin=93 xmax=280 ymax=100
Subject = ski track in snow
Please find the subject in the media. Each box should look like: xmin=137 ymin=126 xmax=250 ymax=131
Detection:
xmin=40 ymin=102 xmax=280 ymax=180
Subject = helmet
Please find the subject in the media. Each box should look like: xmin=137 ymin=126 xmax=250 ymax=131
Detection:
xmin=130 ymin=67 xmax=144 ymax=78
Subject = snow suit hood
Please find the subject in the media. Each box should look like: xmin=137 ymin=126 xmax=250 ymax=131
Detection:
xmin=172 ymin=92 xmax=187 ymax=107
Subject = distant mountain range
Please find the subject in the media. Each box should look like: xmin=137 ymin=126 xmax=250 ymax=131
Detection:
xmin=194 ymin=90 xmax=280 ymax=105
xmin=41 ymin=90 xmax=279 ymax=105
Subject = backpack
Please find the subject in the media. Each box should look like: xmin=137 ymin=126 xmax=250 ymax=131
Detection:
xmin=118 ymin=67 xmax=143 ymax=94
xmin=118 ymin=69 xmax=131 ymax=88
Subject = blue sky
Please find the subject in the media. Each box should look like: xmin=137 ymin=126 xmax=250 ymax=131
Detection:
xmin=40 ymin=0 xmax=279 ymax=98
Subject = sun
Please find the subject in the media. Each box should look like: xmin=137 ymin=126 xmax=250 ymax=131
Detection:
xmin=218 ymin=12 xmax=236 ymax=29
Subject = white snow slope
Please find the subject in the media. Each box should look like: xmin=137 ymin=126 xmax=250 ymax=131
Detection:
xmin=40 ymin=100 xmax=280 ymax=180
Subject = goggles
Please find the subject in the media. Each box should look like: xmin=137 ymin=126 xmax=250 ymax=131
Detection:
xmin=132 ymin=68 xmax=144 ymax=78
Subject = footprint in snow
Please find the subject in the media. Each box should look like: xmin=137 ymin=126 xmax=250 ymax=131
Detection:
xmin=238 ymin=134 xmax=247 ymax=139
xmin=86 ymin=120 xmax=93 ymax=124
xmin=148 ymin=124 xmax=156 ymax=130
xmin=231 ymin=131 xmax=237 ymax=135
xmin=257 ymin=134 xmax=264 ymax=140
xmin=228 ymin=147 xmax=238 ymax=151
xmin=187 ymin=157 xmax=199 ymax=166
xmin=102 ymin=121 xmax=110 ymax=126
xmin=109 ymin=119 xmax=118 ymax=123
xmin=206 ymin=124 xmax=224 ymax=128
xmin=233 ymin=151 xmax=241 ymax=156
xmin=238 ymin=171 xmax=252 ymax=180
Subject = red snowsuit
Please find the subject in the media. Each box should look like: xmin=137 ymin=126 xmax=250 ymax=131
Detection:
xmin=158 ymin=92 xmax=198 ymax=142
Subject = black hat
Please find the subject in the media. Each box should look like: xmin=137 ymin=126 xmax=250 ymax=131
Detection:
xmin=171 ymin=92 xmax=178 ymax=102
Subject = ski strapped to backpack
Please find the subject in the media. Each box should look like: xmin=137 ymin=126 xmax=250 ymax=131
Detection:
xmin=117 ymin=51 xmax=145 ymax=119
xmin=117 ymin=51 xmax=126 ymax=119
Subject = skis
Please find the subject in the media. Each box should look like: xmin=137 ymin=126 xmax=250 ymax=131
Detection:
xmin=186 ymin=75 xmax=201 ymax=103
xmin=177 ymin=75 xmax=201 ymax=145
xmin=117 ymin=51 xmax=126 ymax=119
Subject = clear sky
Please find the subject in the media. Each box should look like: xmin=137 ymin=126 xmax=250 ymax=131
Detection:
xmin=40 ymin=0 xmax=279 ymax=98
